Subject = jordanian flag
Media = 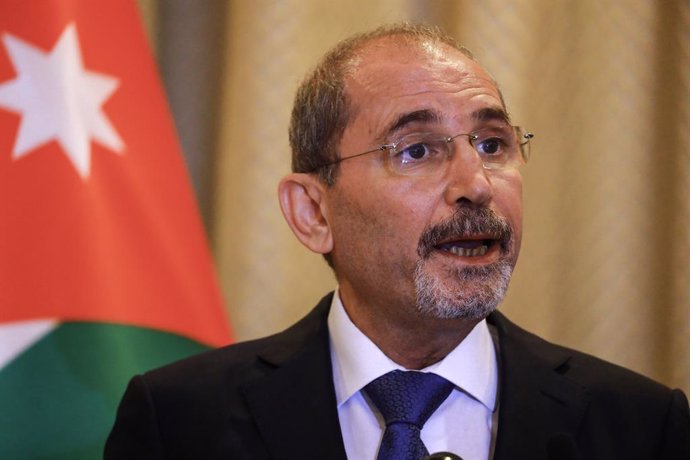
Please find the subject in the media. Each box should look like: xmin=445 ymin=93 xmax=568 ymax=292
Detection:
xmin=0 ymin=1 xmax=232 ymax=458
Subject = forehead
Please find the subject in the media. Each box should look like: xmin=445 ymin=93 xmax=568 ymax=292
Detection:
xmin=343 ymin=38 xmax=504 ymax=135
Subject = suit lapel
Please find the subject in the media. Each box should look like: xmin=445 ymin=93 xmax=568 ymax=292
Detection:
xmin=489 ymin=312 xmax=588 ymax=460
xmin=241 ymin=295 xmax=348 ymax=460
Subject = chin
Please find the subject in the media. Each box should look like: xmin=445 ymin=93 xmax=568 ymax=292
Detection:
xmin=413 ymin=260 xmax=513 ymax=320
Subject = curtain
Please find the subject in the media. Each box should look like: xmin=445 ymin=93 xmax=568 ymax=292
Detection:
xmin=139 ymin=0 xmax=689 ymax=393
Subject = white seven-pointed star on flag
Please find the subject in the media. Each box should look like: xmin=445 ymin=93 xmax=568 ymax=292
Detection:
xmin=0 ymin=23 xmax=124 ymax=179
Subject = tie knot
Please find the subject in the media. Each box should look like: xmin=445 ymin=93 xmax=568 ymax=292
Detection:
xmin=364 ymin=370 xmax=454 ymax=428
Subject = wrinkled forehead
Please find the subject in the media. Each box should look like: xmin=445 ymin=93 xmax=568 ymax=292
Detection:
xmin=342 ymin=38 xmax=506 ymax=137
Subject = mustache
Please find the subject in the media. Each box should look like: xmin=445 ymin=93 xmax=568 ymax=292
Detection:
xmin=417 ymin=207 xmax=513 ymax=259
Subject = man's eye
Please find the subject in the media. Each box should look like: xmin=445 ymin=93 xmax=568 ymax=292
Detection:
xmin=402 ymin=143 xmax=429 ymax=160
xmin=475 ymin=137 xmax=503 ymax=155
xmin=396 ymin=141 xmax=443 ymax=164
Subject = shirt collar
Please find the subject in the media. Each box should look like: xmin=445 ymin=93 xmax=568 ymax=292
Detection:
xmin=328 ymin=290 xmax=497 ymax=411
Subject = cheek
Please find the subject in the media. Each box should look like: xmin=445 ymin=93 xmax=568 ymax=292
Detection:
xmin=490 ymin=172 xmax=523 ymax=239
xmin=331 ymin=179 xmax=433 ymax=259
xmin=373 ymin=180 xmax=438 ymax=235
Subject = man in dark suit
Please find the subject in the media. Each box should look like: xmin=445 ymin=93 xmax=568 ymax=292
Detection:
xmin=105 ymin=24 xmax=690 ymax=459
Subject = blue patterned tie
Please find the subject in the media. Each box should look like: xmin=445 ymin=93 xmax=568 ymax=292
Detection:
xmin=364 ymin=370 xmax=454 ymax=460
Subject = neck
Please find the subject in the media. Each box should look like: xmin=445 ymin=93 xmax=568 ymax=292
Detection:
xmin=338 ymin=289 xmax=480 ymax=370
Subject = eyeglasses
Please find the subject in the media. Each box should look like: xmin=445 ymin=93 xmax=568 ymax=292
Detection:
xmin=314 ymin=125 xmax=533 ymax=177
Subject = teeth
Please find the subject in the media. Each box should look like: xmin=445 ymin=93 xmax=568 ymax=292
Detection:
xmin=448 ymin=245 xmax=489 ymax=257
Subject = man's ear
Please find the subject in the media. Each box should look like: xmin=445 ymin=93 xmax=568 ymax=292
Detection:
xmin=278 ymin=173 xmax=333 ymax=255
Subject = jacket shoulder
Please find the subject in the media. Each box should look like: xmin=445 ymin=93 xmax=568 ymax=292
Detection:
xmin=489 ymin=310 xmax=677 ymax=396
xmin=105 ymin=294 xmax=334 ymax=460
xmin=489 ymin=311 xmax=690 ymax=459
xmin=143 ymin=293 xmax=333 ymax=390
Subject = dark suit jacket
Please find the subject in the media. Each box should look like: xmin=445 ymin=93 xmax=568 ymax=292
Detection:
xmin=105 ymin=293 xmax=690 ymax=459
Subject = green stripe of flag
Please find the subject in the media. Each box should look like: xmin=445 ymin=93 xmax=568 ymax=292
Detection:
xmin=0 ymin=322 xmax=209 ymax=460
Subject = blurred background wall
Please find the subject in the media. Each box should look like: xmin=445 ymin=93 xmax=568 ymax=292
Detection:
xmin=137 ymin=0 xmax=689 ymax=394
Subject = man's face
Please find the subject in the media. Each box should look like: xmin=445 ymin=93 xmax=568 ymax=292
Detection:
xmin=324 ymin=39 xmax=523 ymax=322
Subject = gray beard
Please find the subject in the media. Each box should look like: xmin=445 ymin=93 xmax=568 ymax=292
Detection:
xmin=413 ymin=258 xmax=513 ymax=320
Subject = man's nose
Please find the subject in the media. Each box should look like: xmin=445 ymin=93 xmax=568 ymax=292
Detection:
xmin=442 ymin=142 xmax=493 ymax=207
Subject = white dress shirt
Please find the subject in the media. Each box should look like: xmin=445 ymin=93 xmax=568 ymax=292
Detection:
xmin=328 ymin=291 xmax=498 ymax=460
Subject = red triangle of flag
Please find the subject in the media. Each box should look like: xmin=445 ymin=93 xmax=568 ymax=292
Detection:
xmin=0 ymin=0 xmax=232 ymax=347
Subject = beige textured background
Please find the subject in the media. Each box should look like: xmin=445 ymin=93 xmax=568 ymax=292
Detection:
xmin=138 ymin=0 xmax=689 ymax=394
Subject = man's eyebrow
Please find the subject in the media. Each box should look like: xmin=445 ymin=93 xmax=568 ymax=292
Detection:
xmin=380 ymin=106 xmax=510 ymax=140
xmin=384 ymin=109 xmax=441 ymax=137
xmin=471 ymin=107 xmax=511 ymax=124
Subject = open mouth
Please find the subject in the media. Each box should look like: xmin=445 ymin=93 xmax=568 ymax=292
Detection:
xmin=435 ymin=238 xmax=497 ymax=257
xmin=417 ymin=207 xmax=513 ymax=261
